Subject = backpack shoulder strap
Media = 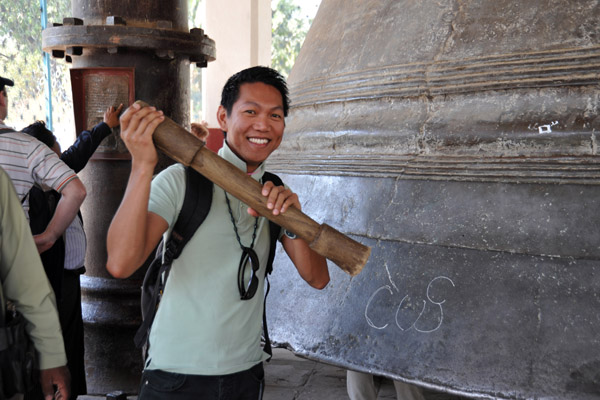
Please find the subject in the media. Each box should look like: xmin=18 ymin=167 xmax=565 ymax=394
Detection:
xmin=261 ymin=171 xmax=283 ymax=361
xmin=262 ymin=171 xmax=283 ymax=276
xmin=134 ymin=167 xmax=213 ymax=349
xmin=163 ymin=167 xmax=213 ymax=263
xmin=0 ymin=128 xmax=15 ymax=134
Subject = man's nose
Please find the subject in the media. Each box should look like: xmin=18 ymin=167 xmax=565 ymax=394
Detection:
xmin=253 ymin=114 xmax=269 ymax=130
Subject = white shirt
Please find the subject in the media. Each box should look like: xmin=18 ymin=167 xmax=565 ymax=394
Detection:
xmin=63 ymin=216 xmax=86 ymax=270
xmin=0 ymin=124 xmax=77 ymax=216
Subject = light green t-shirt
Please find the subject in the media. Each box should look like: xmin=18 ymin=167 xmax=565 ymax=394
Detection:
xmin=146 ymin=143 xmax=275 ymax=375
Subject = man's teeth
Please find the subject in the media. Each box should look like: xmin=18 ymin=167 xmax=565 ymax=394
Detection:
xmin=249 ymin=138 xmax=269 ymax=145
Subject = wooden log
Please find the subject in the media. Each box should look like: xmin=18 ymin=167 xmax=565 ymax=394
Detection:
xmin=135 ymin=101 xmax=370 ymax=276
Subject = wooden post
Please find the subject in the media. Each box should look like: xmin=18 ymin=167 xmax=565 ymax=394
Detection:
xmin=136 ymin=101 xmax=371 ymax=276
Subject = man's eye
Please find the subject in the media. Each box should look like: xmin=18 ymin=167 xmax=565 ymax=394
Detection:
xmin=244 ymin=110 xmax=256 ymax=115
xmin=271 ymin=114 xmax=282 ymax=119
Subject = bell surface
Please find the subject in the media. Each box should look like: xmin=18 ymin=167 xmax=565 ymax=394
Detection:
xmin=267 ymin=1 xmax=600 ymax=399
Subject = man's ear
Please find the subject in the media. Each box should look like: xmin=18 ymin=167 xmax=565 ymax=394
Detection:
xmin=0 ymin=92 xmax=6 ymax=107
xmin=216 ymin=105 xmax=228 ymax=132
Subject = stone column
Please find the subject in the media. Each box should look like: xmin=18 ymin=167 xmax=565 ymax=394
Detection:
xmin=203 ymin=0 xmax=271 ymax=126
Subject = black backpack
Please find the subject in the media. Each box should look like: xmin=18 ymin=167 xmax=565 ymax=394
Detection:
xmin=134 ymin=166 xmax=283 ymax=360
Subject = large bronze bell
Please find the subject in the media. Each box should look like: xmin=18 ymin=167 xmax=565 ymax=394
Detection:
xmin=267 ymin=1 xmax=600 ymax=399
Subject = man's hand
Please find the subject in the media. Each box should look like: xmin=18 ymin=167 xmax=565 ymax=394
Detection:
xmin=119 ymin=102 xmax=164 ymax=169
xmin=103 ymin=103 xmax=124 ymax=129
xmin=40 ymin=366 xmax=70 ymax=400
xmin=191 ymin=121 xmax=210 ymax=141
xmin=33 ymin=177 xmax=86 ymax=254
xmin=247 ymin=181 xmax=300 ymax=217
xmin=251 ymin=181 xmax=330 ymax=289
xmin=33 ymin=231 xmax=58 ymax=254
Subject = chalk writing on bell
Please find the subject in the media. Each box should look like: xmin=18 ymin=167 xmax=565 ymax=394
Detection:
xmin=365 ymin=275 xmax=455 ymax=333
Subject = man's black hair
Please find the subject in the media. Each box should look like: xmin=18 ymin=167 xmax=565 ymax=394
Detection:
xmin=22 ymin=120 xmax=57 ymax=149
xmin=220 ymin=66 xmax=290 ymax=117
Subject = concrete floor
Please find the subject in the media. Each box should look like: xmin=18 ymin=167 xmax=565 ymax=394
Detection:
xmin=79 ymin=348 xmax=469 ymax=400
xmin=262 ymin=348 xmax=468 ymax=400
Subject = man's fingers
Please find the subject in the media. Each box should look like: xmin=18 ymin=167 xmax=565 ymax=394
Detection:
xmin=39 ymin=367 xmax=70 ymax=400
xmin=262 ymin=185 xmax=300 ymax=215
xmin=123 ymin=107 xmax=163 ymax=141
xmin=119 ymin=102 xmax=141 ymax=130
xmin=128 ymin=106 xmax=158 ymax=129
xmin=142 ymin=112 xmax=165 ymax=137
xmin=273 ymin=189 xmax=296 ymax=214
xmin=280 ymin=193 xmax=300 ymax=214
xmin=55 ymin=380 xmax=70 ymax=400
xmin=40 ymin=376 xmax=54 ymax=400
xmin=261 ymin=180 xmax=274 ymax=196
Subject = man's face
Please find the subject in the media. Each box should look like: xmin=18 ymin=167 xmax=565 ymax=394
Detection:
xmin=217 ymin=82 xmax=285 ymax=173
xmin=0 ymin=89 xmax=7 ymax=121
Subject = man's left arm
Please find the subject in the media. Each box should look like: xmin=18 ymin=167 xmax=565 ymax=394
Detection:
xmin=281 ymin=235 xmax=330 ymax=289
xmin=252 ymin=181 xmax=330 ymax=289
xmin=34 ymin=177 xmax=86 ymax=253
xmin=61 ymin=104 xmax=123 ymax=172
xmin=29 ymin=143 xmax=87 ymax=253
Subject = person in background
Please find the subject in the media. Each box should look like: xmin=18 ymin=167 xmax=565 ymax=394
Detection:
xmin=0 ymin=166 xmax=70 ymax=400
xmin=190 ymin=121 xmax=210 ymax=141
xmin=22 ymin=104 xmax=123 ymax=399
xmin=347 ymin=370 xmax=425 ymax=400
xmin=0 ymin=76 xmax=86 ymax=255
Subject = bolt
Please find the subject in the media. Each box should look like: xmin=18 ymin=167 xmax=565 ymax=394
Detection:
xmin=156 ymin=20 xmax=173 ymax=29
xmin=155 ymin=49 xmax=175 ymax=59
xmin=190 ymin=55 xmax=207 ymax=68
xmin=62 ymin=17 xmax=83 ymax=26
xmin=66 ymin=47 xmax=83 ymax=56
xmin=190 ymin=28 xmax=204 ymax=38
xmin=106 ymin=16 xmax=126 ymax=26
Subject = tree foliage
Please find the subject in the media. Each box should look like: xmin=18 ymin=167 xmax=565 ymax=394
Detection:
xmin=0 ymin=0 xmax=312 ymax=131
xmin=271 ymin=0 xmax=313 ymax=78
xmin=188 ymin=0 xmax=204 ymax=122
xmin=0 ymin=0 xmax=71 ymax=133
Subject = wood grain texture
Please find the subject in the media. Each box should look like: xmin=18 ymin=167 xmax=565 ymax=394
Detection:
xmin=136 ymin=101 xmax=370 ymax=276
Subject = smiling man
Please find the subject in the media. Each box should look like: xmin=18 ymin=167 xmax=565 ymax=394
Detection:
xmin=106 ymin=66 xmax=329 ymax=400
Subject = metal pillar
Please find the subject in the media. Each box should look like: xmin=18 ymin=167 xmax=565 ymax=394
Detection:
xmin=42 ymin=1 xmax=214 ymax=394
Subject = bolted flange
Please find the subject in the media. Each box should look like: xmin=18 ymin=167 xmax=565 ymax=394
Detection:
xmin=42 ymin=16 xmax=215 ymax=67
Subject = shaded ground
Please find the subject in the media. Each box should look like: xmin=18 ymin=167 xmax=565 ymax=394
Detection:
xmin=79 ymin=348 xmax=470 ymax=400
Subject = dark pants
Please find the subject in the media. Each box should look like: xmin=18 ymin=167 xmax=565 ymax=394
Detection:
xmin=58 ymin=268 xmax=86 ymax=398
xmin=24 ymin=268 xmax=86 ymax=400
xmin=138 ymin=363 xmax=265 ymax=400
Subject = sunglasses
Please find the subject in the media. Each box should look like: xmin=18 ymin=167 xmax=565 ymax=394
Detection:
xmin=237 ymin=246 xmax=260 ymax=300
